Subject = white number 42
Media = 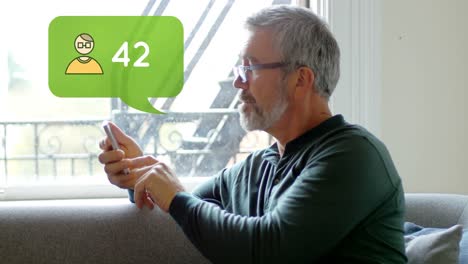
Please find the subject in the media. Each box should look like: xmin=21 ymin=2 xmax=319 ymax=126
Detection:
xmin=112 ymin=41 xmax=150 ymax=67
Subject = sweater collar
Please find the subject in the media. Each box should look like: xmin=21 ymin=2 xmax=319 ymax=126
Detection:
xmin=262 ymin=114 xmax=346 ymax=163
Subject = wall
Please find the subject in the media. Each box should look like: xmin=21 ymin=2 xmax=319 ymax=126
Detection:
xmin=381 ymin=0 xmax=468 ymax=194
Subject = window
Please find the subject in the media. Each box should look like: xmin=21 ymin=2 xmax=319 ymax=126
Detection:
xmin=0 ymin=0 xmax=380 ymax=200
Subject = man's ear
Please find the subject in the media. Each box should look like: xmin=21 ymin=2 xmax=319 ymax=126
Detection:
xmin=294 ymin=66 xmax=315 ymax=95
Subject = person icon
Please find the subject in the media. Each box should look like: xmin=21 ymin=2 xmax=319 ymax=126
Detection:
xmin=65 ymin=33 xmax=103 ymax=74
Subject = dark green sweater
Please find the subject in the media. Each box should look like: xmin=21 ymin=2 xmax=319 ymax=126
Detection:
xmin=165 ymin=115 xmax=407 ymax=263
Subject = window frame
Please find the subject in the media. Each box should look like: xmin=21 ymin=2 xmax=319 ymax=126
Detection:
xmin=0 ymin=0 xmax=382 ymax=201
xmin=328 ymin=0 xmax=382 ymax=137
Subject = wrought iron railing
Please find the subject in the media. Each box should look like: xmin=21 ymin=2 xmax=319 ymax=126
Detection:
xmin=0 ymin=113 xmax=273 ymax=183
xmin=0 ymin=119 xmax=105 ymax=182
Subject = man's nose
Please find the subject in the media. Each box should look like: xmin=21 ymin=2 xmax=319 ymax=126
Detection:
xmin=233 ymin=75 xmax=248 ymax=90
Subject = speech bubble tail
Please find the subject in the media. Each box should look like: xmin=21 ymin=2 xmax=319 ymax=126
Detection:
xmin=120 ymin=97 xmax=166 ymax=114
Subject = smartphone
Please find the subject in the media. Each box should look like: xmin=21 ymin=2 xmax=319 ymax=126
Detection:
xmin=102 ymin=121 xmax=130 ymax=175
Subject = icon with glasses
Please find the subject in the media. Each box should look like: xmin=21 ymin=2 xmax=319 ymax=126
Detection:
xmin=65 ymin=33 xmax=103 ymax=75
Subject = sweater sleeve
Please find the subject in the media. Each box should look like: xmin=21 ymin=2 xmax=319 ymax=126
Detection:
xmin=168 ymin=138 xmax=401 ymax=264
xmin=127 ymin=179 xmax=223 ymax=208
xmin=191 ymin=162 xmax=244 ymax=209
xmin=127 ymin=163 xmax=237 ymax=206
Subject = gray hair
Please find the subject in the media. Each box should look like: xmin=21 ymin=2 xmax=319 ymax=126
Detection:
xmin=246 ymin=5 xmax=340 ymax=99
xmin=80 ymin=33 xmax=94 ymax=42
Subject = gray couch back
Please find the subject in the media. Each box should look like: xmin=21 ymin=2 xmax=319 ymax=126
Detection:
xmin=0 ymin=199 xmax=211 ymax=264
xmin=405 ymin=193 xmax=468 ymax=227
xmin=0 ymin=194 xmax=467 ymax=264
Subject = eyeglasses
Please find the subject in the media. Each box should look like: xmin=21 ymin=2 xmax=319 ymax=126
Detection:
xmin=233 ymin=62 xmax=288 ymax=83
xmin=77 ymin=42 xmax=92 ymax=49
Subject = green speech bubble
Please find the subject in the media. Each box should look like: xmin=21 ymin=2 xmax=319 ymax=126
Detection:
xmin=49 ymin=16 xmax=184 ymax=114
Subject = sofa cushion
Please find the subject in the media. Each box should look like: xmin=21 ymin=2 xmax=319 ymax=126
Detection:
xmin=461 ymin=229 xmax=468 ymax=264
xmin=404 ymin=222 xmax=464 ymax=264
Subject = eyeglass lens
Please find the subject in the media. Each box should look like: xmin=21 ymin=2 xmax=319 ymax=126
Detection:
xmin=77 ymin=42 xmax=92 ymax=48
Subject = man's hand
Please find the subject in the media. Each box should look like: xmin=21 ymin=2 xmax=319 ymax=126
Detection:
xmin=99 ymin=122 xmax=143 ymax=159
xmin=134 ymin=162 xmax=186 ymax=213
xmin=98 ymin=121 xmax=145 ymax=188
xmin=98 ymin=121 xmax=156 ymax=208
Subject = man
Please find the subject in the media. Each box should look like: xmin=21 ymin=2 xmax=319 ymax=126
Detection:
xmin=99 ymin=5 xmax=407 ymax=263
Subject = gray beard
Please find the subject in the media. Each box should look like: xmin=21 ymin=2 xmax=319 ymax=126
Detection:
xmin=238 ymin=93 xmax=288 ymax=132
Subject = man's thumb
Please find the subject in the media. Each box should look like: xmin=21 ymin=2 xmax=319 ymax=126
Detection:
xmin=107 ymin=121 xmax=134 ymax=145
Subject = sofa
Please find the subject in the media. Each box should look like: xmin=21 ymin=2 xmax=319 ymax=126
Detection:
xmin=0 ymin=193 xmax=467 ymax=264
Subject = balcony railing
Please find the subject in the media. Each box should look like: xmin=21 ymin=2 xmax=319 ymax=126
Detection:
xmin=0 ymin=113 xmax=272 ymax=184
xmin=0 ymin=119 xmax=105 ymax=182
